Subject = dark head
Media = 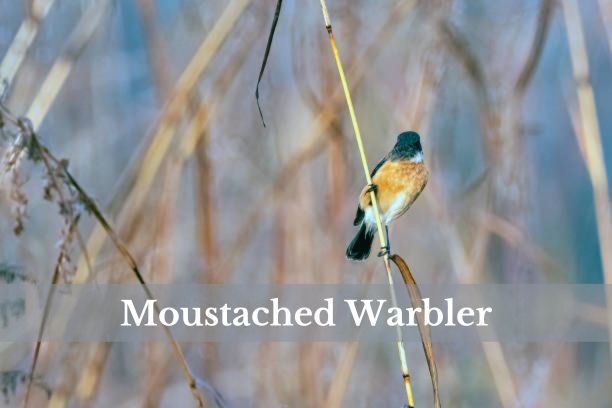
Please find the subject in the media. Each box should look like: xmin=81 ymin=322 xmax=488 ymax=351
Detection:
xmin=390 ymin=131 xmax=423 ymax=161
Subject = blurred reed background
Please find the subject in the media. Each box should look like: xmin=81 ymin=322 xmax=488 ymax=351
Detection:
xmin=1 ymin=0 xmax=611 ymax=406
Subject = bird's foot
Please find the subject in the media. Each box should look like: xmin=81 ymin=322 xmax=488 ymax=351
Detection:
xmin=366 ymin=183 xmax=378 ymax=194
xmin=377 ymin=245 xmax=391 ymax=257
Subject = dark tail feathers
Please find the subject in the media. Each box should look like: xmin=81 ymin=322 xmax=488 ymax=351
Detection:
xmin=353 ymin=206 xmax=364 ymax=225
xmin=346 ymin=223 xmax=375 ymax=260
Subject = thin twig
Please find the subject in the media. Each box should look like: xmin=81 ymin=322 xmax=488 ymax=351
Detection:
xmin=513 ymin=0 xmax=555 ymax=97
xmin=255 ymin=0 xmax=283 ymax=127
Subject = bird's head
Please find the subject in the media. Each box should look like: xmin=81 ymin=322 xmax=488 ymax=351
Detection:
xmin=392 ymin=131 xmax=423 ymax=161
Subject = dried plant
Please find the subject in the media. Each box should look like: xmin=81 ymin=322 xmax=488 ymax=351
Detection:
xmin=1 ymin=1 xmax=611 ymax=406
xmin=0 ymin=264 xmax=34 ymax=284
xmin=6 ymin=168 xmax=27 ymax=236
xmin=0 ymin=101 xmax=206 ymax=407
xmin=74 ymin=0 xmax=253 ymax=284
xmin=0 ymin=370 xmax=50 ymax=405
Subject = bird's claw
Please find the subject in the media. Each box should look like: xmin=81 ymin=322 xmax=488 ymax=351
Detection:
xmin=377 ymin=245 xmax=390 ymax=257
xmin=366 ymin=183 xmax=378 ymax=194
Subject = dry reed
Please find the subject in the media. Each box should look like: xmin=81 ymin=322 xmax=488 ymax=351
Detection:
xmin=26 ymin=0 xmax=111 ymax=132
xmin=561 ymin=0 xmax=612 ymax=363
xmin=68 ymin=8 xmax=261 ymax=404
xmin=74 ymin=0 xmax=252 ymax=284
xmin=0 ymin=104 xmax=206 ymax=407
xmin=435 ymin=1 xmax=558 ymax=404
xmin=0 ymin=0 xmax=56 ymax=91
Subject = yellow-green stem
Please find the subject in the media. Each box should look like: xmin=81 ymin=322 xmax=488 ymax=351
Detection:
xmin=318 ymin=1 xmax=414 ymax=406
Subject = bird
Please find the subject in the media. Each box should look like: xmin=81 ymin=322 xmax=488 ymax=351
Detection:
xmin=346 ymin=131 xmax=428 ymax=260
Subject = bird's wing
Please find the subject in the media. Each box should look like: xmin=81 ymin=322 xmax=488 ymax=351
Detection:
xmin=370 ymin=156 xmax=387 ymax=178
xmin=353 ymin=156 xmax=387 ymax=225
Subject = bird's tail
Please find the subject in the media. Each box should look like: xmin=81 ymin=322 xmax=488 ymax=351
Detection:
xmin=346 ymin=223 xmax=375 ymax=260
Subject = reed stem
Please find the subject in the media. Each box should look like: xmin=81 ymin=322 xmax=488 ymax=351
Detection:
xmin=561 ymin=0 xmax=612 ymax=366
xmin=317 ymin=1 xmax=414 ymax=406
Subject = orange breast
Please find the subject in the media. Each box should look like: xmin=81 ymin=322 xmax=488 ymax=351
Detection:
xmin=360 ymin=160 xmax=428 ymax=221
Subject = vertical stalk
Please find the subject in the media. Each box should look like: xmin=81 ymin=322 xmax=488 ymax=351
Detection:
xmin=561 ymin=0 xmax=612 ymax=363
xmin=317 ymin=1 xmax=415 ymax=406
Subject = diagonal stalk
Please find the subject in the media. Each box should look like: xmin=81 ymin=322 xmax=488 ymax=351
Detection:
xmin=317 ymin=1 xmax=415 ymax=406
xmin=0 ymin=0 xmax=56 ymax=90
xmin=74 ymin=0 xmax=252 ymax=284
xmin=25 ymin=0 xmax=110 ymax=132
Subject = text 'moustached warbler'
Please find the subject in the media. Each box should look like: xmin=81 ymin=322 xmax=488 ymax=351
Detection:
xmin=346 ymin=131 xmax=428 ymax=260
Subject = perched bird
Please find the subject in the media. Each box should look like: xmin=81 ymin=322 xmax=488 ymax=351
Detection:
xmin=346 ymin=131 xmax=428 ymax=260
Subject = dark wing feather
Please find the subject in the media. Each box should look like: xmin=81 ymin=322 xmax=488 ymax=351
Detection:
xmin=353 ymin=156 xmax=387 ymax=225
xmin=370 ymin=156 xmax=387 ymax=178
